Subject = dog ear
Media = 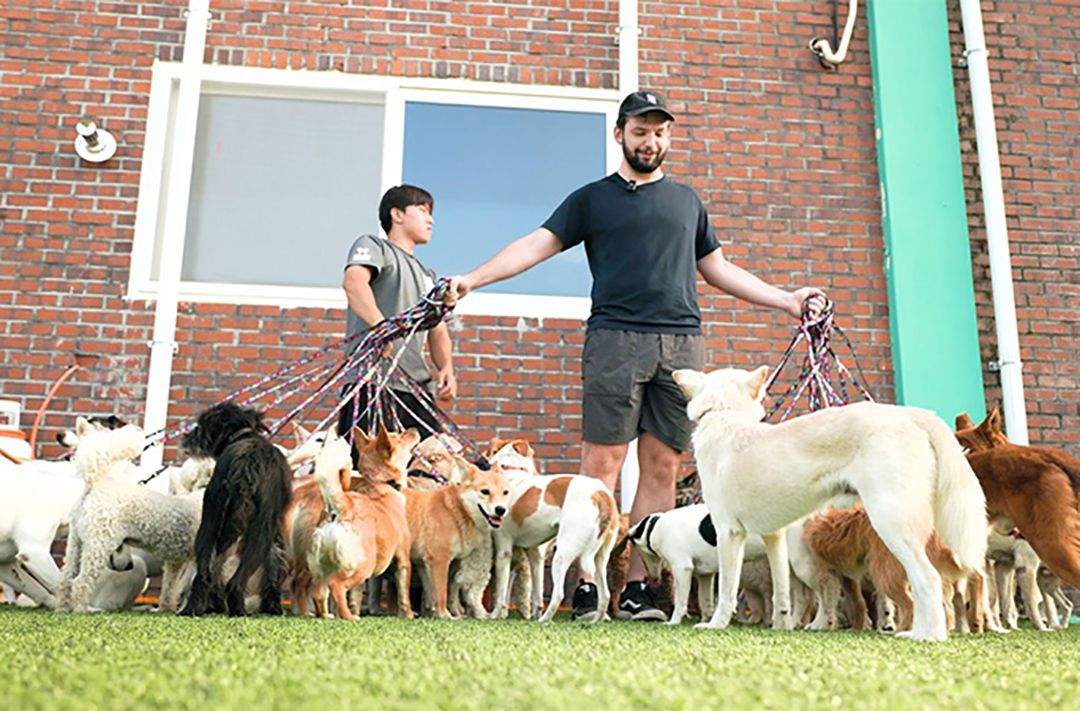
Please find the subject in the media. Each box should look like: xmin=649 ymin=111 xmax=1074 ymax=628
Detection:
xmin=353 ymin=426 xmax=373 ymax=447
xmin=512 ymin=439 xmax=534 ymax=458
xmin=747 ymin=365 xmax=771 ymax=402
xmin=986 ymin=407 xmax=1003 ymax=434
xmin=955 ymin=412 xmax=974 ymax=431
xmin=393 ymin=428 xmax=421 ymax=453
xmin=75 ymin=416 xmax=92 ymax=438
xmin=453 ymin=456 xmax=476 ymax=484
xmin=486 ymin=437 xmax=510 ymax=458
xmin=672 ymin=369 xmax=705 ymax=399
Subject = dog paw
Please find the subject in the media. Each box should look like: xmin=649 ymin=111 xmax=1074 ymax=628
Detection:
xmin=694 ymin=621 xmax=727 ymax=630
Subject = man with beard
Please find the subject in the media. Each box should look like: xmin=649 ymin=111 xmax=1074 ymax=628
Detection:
xmin=450 ymin=91 xmax=825 ymax=622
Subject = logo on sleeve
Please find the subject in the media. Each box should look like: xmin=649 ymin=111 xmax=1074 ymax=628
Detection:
xmin=352 ymin=246 xmax=372 ymax=262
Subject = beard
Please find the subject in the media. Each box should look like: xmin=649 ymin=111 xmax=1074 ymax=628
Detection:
xmin=622 ymin=142 xmax=667 ymax=174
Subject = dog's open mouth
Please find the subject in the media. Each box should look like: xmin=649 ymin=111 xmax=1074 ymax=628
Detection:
xmin=479 ymin=505 xmax=503 ymax=529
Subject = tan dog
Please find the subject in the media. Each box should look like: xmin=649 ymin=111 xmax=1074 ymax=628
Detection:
xmin=406 ymin=434 xmax=466 ymax=491
xmin=804 ymin=506 xmax=996 ymax=634
xmin=404 ymin=459 xmax=510 ymax=618
xmin=283 ymin=425 xmax=418 ymax=619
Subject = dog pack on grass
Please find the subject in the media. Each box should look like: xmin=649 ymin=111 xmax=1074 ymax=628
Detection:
xmin=4 ymin=371 xmax=1079 ymax=644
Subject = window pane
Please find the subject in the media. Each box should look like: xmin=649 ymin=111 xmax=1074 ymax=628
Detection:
xmin=181 ymin=94 xmax=384 ymax=287
xmin=402 ymin=102 xmax=606 ymax=298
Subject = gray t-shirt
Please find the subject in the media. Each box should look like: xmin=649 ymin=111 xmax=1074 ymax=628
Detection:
xmin=344 ymin=234 xmax=436 ymax=386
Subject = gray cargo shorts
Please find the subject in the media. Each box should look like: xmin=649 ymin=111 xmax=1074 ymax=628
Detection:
xmin=581 ymin=329 xmax=705 ymax=453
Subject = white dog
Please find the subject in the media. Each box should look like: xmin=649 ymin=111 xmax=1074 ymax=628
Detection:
xmin=1 ymin=423 xmax=150 ymax=610
xmin=57 ymin=423 xmax=204 ymax=613
xmin=628 ymin=505 xmax=718 ymax=625
xmin=630 ymin=505 xmax=816 ymax=626
xmin=486 ymin=439 xmax=620 ymax=623
xmin=673 ymin=366 xmax=988 ymax=641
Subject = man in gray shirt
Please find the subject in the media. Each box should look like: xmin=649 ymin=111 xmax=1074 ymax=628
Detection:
xmin=338 ymin=184 xmax=456 ymax=439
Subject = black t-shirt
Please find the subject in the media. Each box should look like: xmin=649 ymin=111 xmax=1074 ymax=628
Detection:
xmin=543 ymin=173 xmax=721 ymax=333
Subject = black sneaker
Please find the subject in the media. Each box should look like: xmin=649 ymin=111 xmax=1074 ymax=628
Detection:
xmin=571 ymin=580 xmax=600 ymax=622
xmin=617 ymin=580 xmax=667 ymax=621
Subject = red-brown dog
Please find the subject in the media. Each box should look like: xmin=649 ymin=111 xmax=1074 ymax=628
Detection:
xmin=956 ymin=409 xmax=1080 ymax=588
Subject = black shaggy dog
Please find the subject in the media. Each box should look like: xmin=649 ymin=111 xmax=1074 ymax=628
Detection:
xmin=178 ymin=402 xmax=292 ymax=616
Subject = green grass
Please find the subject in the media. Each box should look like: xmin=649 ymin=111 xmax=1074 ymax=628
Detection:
xmin=3 ymin=607 xmax=1078 ymax=710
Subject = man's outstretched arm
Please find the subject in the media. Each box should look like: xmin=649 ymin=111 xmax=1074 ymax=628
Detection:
xmin=450 ymin=228 xmax=563 ymax=299
xmin=696 ymin=249 xmax=826 ymax=320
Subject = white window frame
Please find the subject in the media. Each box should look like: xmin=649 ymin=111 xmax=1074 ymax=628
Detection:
xmin=129 ymin=62 xmax=620 ymax=320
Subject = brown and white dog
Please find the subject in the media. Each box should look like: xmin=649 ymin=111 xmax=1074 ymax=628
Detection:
xmin=956 ymin=409 xmax=1080 ymax=590
xmin=485 ymin=438 xmax=621 ymax=623
xmin=404 ymin=458 xmax=510 ymax=619
xmin=284 ymin=425 xmax=418 ymax=619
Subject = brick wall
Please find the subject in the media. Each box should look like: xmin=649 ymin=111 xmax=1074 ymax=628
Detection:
xmin=0 ymin=0 xmax=1075 ymax=474
xmin=948 ymin=0 xmax=1079 ymax=452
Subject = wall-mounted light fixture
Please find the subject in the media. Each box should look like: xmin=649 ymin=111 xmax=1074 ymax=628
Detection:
xmin=74 ymin=118 xmax=117 ymax=163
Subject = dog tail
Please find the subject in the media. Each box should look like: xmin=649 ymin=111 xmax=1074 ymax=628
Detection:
xmin=916 ymin=410 xmax=988 ymax=570
xmin=314 ymin=464 xmax=348 ymax=521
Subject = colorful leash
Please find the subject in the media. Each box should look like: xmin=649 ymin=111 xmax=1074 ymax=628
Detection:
xmin=762 ymin=299 xmax=874 ymax=422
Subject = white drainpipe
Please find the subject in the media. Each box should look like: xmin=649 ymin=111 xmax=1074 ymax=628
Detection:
xmin=616 ymin=0 xmax=640 ymax=512
xmin=617 ymin=0 xmax=639 ymax=97
xmin=141 ymin=0 xmax=211 ymax=468
xmin=958 ymin=0 xmax=1029 ymax=445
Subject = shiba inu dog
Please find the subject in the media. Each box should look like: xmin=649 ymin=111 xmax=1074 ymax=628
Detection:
xmin=404 ymin=460 xmax=510 ymax=619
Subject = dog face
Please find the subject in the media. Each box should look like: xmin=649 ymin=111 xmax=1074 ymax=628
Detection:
xmin=409 ymin=434 xmax=462 ymax=483
xmin=485 ymin=438 xmax=538 ymax=476
xmin=354 ymin=425 xmax=420 ymax=489
xmin=72 ymin=422 xmax=145 ymax=485
xmin=57 ymin=414 xmax=127 ymax=450
xmin=457 ymin=460 xmax=511 ymax=529
xmin=182 ymin=402 xmax=268 ymax=459
xmin=286 ymin=424 xmax=330 ymax=470
xmin=954 ymin=409 xmax=1009 ymax=453
xmin=672 ymin=366 xmax=771 ymax=422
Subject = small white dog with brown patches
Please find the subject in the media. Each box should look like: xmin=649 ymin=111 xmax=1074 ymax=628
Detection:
xmin=485 ymin=438 xmax=620 ymax=623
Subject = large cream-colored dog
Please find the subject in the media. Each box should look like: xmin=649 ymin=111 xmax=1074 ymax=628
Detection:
xmin=672 ymin=366 xmax=988 ymax=641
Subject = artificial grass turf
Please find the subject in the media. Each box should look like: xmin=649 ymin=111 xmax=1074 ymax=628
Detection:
xmin=3 ymin=608 xmax=1078 ymax=711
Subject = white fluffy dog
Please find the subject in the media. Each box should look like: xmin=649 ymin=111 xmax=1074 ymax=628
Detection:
xmin=58 ymin=423 xmax=204 ymax=613
xmin=673 ymin=366 xmax=988 ymax=641
xmin=1 ymin=436 xmax=148 ymax=610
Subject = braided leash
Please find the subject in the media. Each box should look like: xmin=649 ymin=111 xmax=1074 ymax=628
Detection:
xmin=763 ymin=299 xmax=874 ymax=422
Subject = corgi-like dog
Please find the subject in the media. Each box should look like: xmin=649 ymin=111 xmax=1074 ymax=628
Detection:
xmin=284 ymin=425 xmax=418 ymax=618
xmin=404 ymin=459 xmax=510 ymax=619
xmin=673 ymin=367 xmax=988 ymax=641
xmin=485 ymin=438 xmax=621 ymax=623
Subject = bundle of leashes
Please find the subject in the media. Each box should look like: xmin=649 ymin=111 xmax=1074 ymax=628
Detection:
xmin=143 ymin=278 xmax=487 ymax=482
xmin=762 ymin=298 xmax=874 ymax=423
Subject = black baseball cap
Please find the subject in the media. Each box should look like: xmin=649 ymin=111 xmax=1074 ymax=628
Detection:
xmin=617 ymin=90 xmax=676 ymax=122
